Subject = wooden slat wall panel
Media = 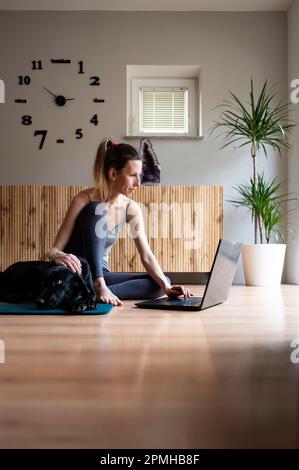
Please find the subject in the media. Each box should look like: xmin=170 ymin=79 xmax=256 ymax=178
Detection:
xmin=0 ymin=185 xmax=223 ymax=272
xmin=42 ymin=185 xmax=87 ymax=257
xmin=0 ymin=186 xmax=45 ymax=267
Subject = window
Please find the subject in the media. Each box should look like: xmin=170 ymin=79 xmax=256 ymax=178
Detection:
xmin=127 ymin=66 xmax=201 ymax=138
xmin=139 ymin=86 xmax=188 ymax=134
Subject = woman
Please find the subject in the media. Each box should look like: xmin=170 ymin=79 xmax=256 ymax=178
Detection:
xmin=47 ymin=138 xmax=193 ymax=306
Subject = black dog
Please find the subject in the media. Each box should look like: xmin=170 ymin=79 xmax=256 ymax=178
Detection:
xmin=0 ymin=256 xmax=97 ymax=313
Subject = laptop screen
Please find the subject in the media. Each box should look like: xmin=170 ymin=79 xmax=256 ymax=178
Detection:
xmin=200 ymin=239 xmax=242 ymax=310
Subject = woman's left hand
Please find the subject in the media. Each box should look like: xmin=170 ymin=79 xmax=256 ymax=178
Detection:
xmin=165 ymin=285 xmax=194 ymax=299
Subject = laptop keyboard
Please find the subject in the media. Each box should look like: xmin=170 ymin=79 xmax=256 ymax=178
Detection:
xmin=164 ymin=296 xmax=202 ymax=306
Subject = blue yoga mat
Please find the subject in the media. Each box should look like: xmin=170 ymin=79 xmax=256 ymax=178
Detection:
xmin=0 ymin=301 xmax=113 ymax=315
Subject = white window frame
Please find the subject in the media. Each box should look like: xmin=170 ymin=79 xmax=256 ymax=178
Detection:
xmin=132 ymin=78 xmax=197 ymax=137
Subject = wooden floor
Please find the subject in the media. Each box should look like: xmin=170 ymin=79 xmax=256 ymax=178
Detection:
xmin=0 ymin=285 xmax=299 ymax=449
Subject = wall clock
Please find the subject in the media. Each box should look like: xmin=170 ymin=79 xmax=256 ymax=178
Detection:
xmin=14 ymin=58 xmax=105 ymax=149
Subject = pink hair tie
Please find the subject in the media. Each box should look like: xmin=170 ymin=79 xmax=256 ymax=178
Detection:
xmin=111 ymin=140 xmax=118 ymax=147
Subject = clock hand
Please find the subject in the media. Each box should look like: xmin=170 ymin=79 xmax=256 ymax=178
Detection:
xmin=44 ymin=87 xmax=75 ymax=106
xmin=43 ymin=86 xmax=57 ymax=98
xmin=44 ymin=87 xmax=74 ymax=101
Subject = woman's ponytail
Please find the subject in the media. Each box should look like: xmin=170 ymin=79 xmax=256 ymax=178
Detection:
xmin=93 ymin=137 xmax=111 ymax=202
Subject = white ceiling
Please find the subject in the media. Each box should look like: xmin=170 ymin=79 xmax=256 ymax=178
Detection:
xmin=0 ymin=0 xmax=294 ymax=11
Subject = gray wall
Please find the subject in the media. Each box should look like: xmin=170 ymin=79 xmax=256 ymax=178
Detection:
xmin=0 ymin=11 xmax=287 ymax=282
xmin=287 ymin=0 xmax=299 ymax=284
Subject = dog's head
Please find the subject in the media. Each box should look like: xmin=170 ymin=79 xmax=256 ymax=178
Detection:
xmin=36 ymin=265 xmax=96 ymax=311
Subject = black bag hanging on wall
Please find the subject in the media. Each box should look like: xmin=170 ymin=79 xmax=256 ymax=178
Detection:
xmin=139 ymin=138 xmax=161 ymax=185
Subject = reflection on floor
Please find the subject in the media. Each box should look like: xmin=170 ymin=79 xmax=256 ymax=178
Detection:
xmin=0 ymin=285 xmax=298 ymax=448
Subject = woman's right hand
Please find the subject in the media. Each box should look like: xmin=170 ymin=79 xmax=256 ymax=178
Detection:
xmin=52 ymin=251 xmax=82 ymax=275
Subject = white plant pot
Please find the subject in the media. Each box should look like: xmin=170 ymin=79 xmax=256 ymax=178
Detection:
xmin=242 ymin=244 xmax=286 ymax=286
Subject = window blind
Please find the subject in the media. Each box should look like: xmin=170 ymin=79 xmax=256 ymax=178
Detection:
xmin=139 ymin=88 xmax=188 ymax=134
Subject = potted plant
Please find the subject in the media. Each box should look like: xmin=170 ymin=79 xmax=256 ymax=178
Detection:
xmin=229 ymin=173 xmax=296 ymax=285
xmin=211 ymin=80 xmax=296 ymax=286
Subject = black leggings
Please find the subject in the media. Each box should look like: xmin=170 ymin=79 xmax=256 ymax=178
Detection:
xmin=104 ymin=271 xmax=170 ymax=300
xmin=64 ymin=202 xmax=171 ymax=300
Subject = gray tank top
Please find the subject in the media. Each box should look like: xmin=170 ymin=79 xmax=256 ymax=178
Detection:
xmin=82 ymin=191 xmax=130 ymax=272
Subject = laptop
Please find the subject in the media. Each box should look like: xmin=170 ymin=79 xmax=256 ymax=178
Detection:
xmin=135 ymin=239 xmax=242 ymax=311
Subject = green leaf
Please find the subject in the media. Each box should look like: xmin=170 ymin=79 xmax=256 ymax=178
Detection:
xmin=211 ymin=79 xmax=297 ymax=242
xmin=228 ymin=173 xmax=297 ymax=243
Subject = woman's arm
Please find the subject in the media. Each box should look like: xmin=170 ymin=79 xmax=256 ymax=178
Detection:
xmin=47 ymin=191 xmax=123 ymax=306
xmin=128 ymin=201 xmax=193 ymax=298
xmin=47 ymin=191 xmax=89 ymax=273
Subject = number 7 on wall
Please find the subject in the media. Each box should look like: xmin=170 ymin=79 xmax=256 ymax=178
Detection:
xmin=34 ymin=130 xmax=47 ymax=149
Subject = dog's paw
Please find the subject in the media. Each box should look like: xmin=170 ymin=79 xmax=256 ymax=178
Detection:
xmin=66 ymin=294 xmax=97 ymax=313
xmin=69 ymin=300 xmax=88 ymax=313
xmin=86 ymin=298 xmax=97 ymax=310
